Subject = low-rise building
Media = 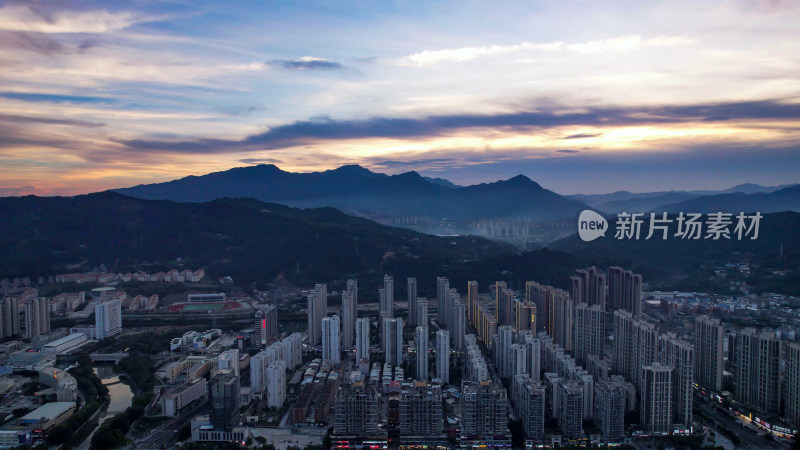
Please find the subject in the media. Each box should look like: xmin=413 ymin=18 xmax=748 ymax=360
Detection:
xmin=19 ymin=402 xmax=76 ymax=431
xmin=162 ymin=378 xmax=207 ymax=417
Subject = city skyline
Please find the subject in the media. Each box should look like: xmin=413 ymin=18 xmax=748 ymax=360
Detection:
xmin=0 ymin=1 xmax=799 ymax=196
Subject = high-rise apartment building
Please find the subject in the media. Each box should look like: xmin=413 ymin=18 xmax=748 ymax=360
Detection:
xmin=342 ymin=280 xmax=357 ymax=349
xmin=383 ymin=317 xmax=404 ymax=366
xmin=255 ymin=305 xmax=278 ymax=347
xmin=497 ymin=287 xmax=514 ymax=327
xmin=307 ymin=284 xmax=327 ymax=345
xmin=451 ymin=296 xmax=466 ymax=351
xmin=558 ymin=381 xmax=584 ymax=439
xmin=407 ymin=277 xmax=418 ymax=326
xmin=510 ymin=343 xmax=528 ymax=378
xmin=322 ymin=315 xmax=341 ymax=364
xmin=573 ymin=303 xmax=605 ymax=367
xmin=572 ymin=266 xmax=607 ymax=310
xmin=612 ymin=310 xmax=634 ymax=381
xmin=786 ymin=342 xmax=800 ymax=429
xmin=342 ymin=290 xmax=355 ymax=350
xmin=95 ymin=299 xmax=122 ymax=339
xmin=514 ymin=300 xmax=537 ymax=333
xmin=461 ymin=380 xmax=508 ymax=439
xmin=516 ymin=377 xmax=545 ymax=441
xmin=640 ymin=363 xmax=673 ymax=433
xmin=607 ymin=266 xmax=642 ymax=318
xmin=467 ymin=281 xmax=478 ymax=323
xmin=694 ymin=315 xmax=724 ymax=391
xmin=266 ymin=360 xmax=286 ymax=408
xmin=1 ymin=297 xmax=20 ymax=338
xmin=416 ymin=326 xmax=429 ymax=381
xmin=355 ymin=318 xmax=370 ymax=363
xmin=24 ymin=297 xmax=50 ymax=339
xmin=660 ymin=334 xmax=693 ymax=428
xmin=436 ymin=277 xmax=450 ymax=326
xmin=380 ymin=275 xmax=394 ymax=318
xmin=435 ymin=330 xmax=450 ymax=384
xmin=416 ymin=298 xmax=429 ymax=327
xmin=334 ymin=380 xmax=380 ymax=437
xmin=399 ymin=381 xmax=443 ymax=438
xmin=734 ymin=328 xmax=782 ymax=415
xmin=594 ymin=380 xmax=626 ymax=440
xmin=493 ymin=325 xmax=515 ymax=379
xmin=552 ymin=289 xmax=574 ymax=351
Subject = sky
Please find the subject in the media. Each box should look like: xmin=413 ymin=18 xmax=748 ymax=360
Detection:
xmin=0 ymin=0 xmax=799 ymax=196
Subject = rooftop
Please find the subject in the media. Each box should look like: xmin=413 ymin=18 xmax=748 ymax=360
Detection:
xmin=20 ymin=402 xmax=74 ymax=423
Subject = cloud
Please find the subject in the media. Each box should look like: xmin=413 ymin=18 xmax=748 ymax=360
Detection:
xmin=400 ymin=35 xmax=694 ymax=66
xmin=557 ymin=149 xmax=580 ymax=153
xmin=563 ymin=133 xmax=602 ymax=139
xmin=0 ymin=4 xmax=141 ymax=34
xmin=0 ymin=30 xmax=65 ymax=55
xmin=0 ymin=92 xmax=115 ymax=104
xmin=0 ymin=113 xmax=105 ymax=127
xmin=268 ymin=57 xmax=343 ymax=71
xmin=238 ymin=158 xmax=282 ymax=165
xmin=118 ymin=99 xmax=800 ymax=154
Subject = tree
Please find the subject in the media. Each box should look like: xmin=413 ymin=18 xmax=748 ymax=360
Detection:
xmin=45 ymin=425 xmax=72 ymax=445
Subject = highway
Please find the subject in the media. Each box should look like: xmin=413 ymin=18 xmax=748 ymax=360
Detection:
xmin=136 ymin=400 xmax=209 ymax=449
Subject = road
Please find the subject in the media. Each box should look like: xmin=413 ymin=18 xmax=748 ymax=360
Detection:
xmin=136 ymin=400 xmax=209 ymax=449
xmin=695 ymin=402 xmax=783 ymax=450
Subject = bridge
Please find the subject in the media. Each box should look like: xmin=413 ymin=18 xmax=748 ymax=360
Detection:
xmin=89 ymin=353 xmax=129 ymax=362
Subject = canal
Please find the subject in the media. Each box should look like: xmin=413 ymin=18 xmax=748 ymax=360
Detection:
xmin=76 ymin=363 xmax=135 ymax=450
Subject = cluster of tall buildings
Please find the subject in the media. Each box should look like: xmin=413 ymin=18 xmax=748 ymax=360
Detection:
xmin=1 ymin=295 xmax=52 ymax=340
xmin=311 ymin=265 xmax=800 ymax=446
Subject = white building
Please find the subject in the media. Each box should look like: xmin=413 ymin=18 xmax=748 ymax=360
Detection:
xmin=355 ymin=318 xmax=370 ymax=362
xmin=281 ymin=333 xmax=303 ymax=369
xmin=94 ymin=299 xmax=122 ymax=339
xmin=266 ymin=360 xmax=286 ymax=408
xmin=250 ymin=351 xmax=268 ymax=397
xmin=493 ymin=325 xmax=515 ymax=379
xmin=218 ymin=349 xmax=240 ymax=377
xmin=322 ymin=315 xmax=341 ymax=364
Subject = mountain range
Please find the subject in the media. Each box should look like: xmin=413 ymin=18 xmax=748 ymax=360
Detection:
xmin=569 ymin=183 xmax=798 ymax=213
xmin=1 ymin=192 xmax=798 ymax=295
xmin=114 ymin=164 xmax=590 ymax=222
xmin=0 ymin=192 xmax=514 ymax=287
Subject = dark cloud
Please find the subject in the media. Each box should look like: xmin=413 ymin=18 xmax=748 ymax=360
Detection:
xmin=563 ymin=133 xmax=601 ymax=139
xmin=117 ymin=99 xmax=800 ymax=154
xmin=268 ymin=59 xmax=343 ymax=71
xmin=372 ymin=158 xmax=456 ymax=169
xmin=0 ymin=92 xmax=115 ymax=104
xmin=557 ymin=149 xmax=580 ymax=153
xmin=238 ymin=158 xmax=282 ymax=165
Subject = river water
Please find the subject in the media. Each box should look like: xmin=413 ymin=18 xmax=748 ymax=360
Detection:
xmin=76 ymin=364 xmax=135 ymax=450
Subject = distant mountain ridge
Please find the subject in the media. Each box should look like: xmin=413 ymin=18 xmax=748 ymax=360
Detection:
xmin=114 ymin=164 xmax=589 ymax=222
xmin=568 ymin=183 xmax=798 ymax=213
xmin=652 ymin=185 xmax=800 ymax=214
